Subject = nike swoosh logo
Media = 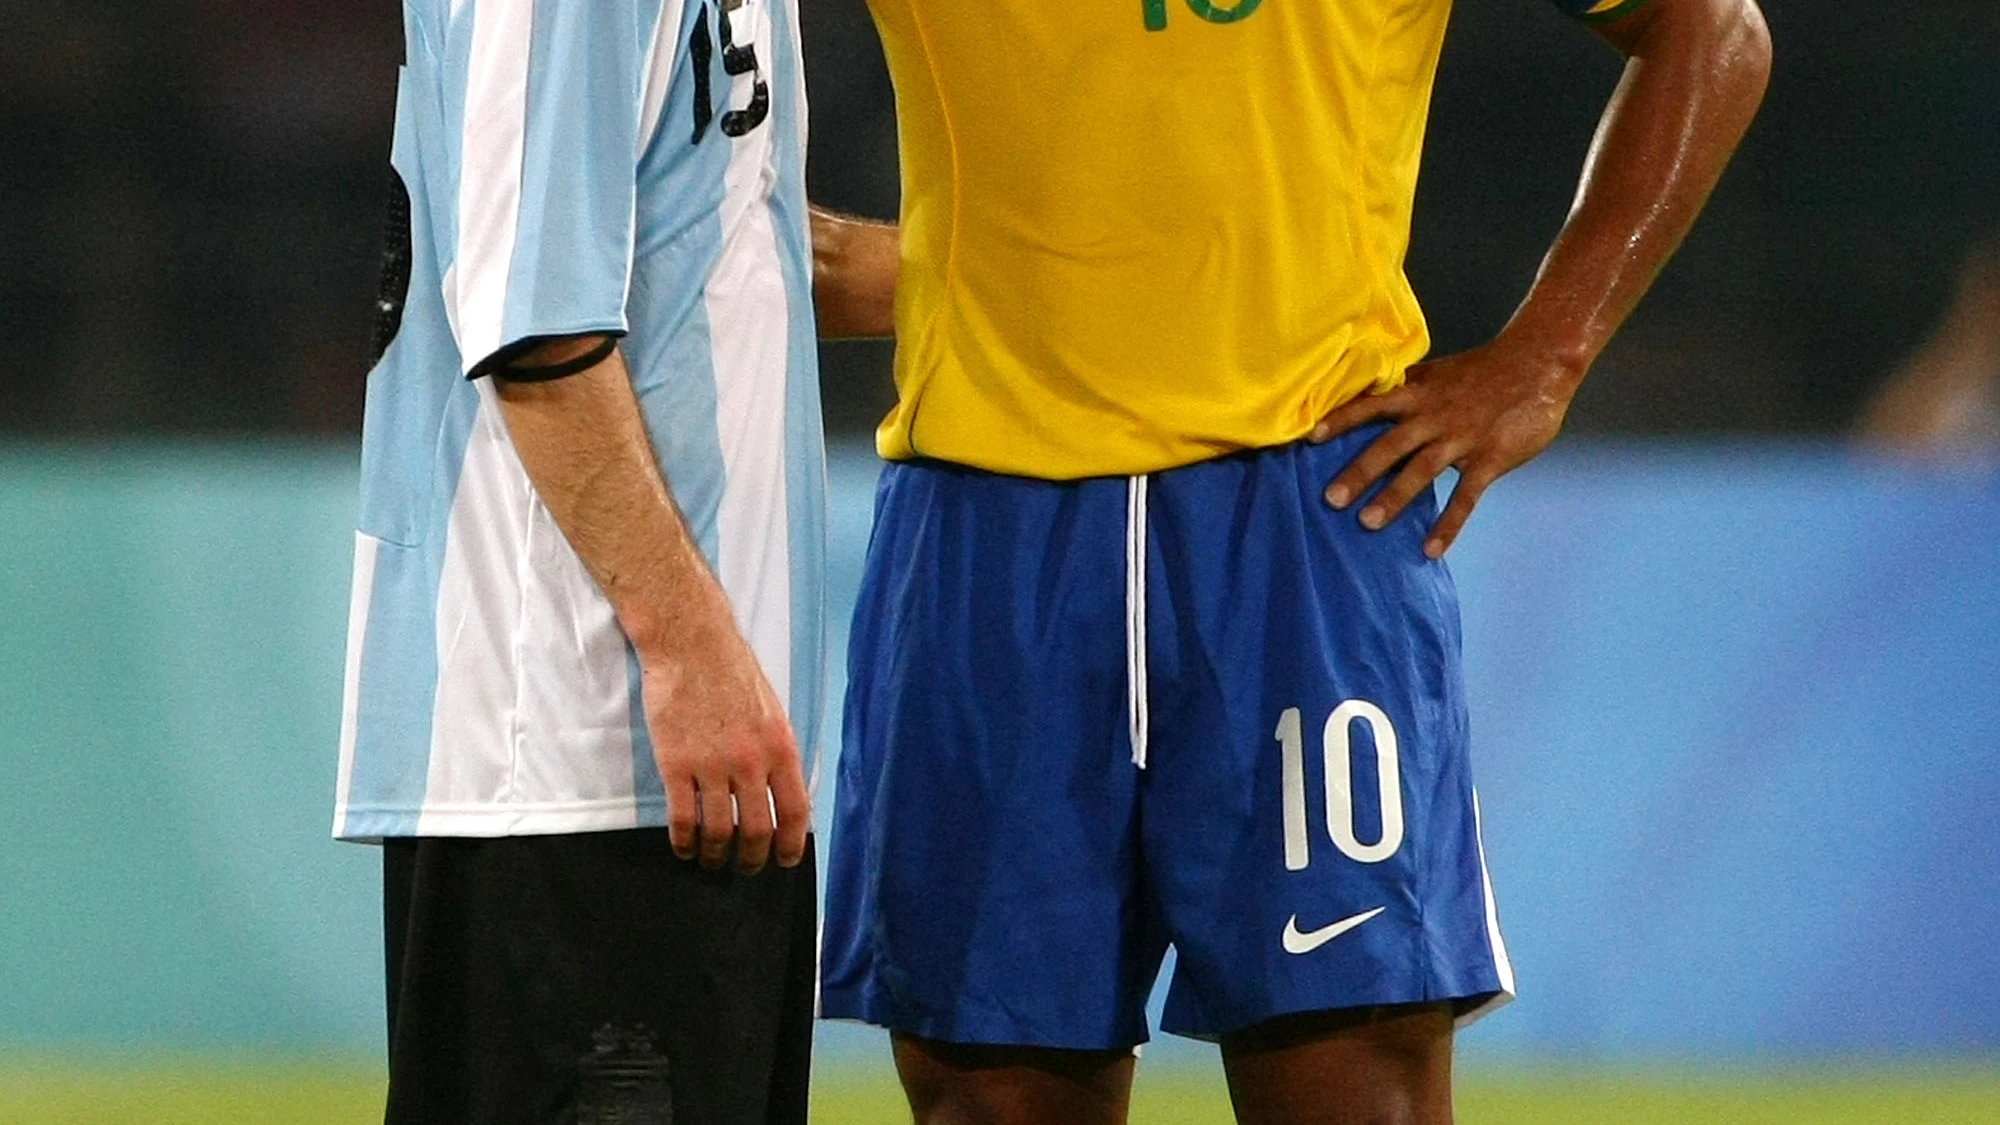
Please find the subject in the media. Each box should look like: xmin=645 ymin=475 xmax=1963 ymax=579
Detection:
xmin=1282 ymin=906 xmax=1386 ymax=955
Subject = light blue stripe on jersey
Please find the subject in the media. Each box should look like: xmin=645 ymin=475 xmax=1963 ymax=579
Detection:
xmin=629 ymin=0 xmax=730 ymax=563
xmin=767 ymin=0 xmax=828 ymax=768
xmin=501 ymin=0 xmax=659 ymax=350
xmin=622 ymin=0 xmax=727 ymax=820
xmin=343 ymin=18 xmax=472 ymax=839
xmin=430 ymin=4 xmax=467 ymax=287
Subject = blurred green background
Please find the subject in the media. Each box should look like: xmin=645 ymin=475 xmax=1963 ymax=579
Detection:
xmin=6 ymin=1065 xmax=2000 ymax=1125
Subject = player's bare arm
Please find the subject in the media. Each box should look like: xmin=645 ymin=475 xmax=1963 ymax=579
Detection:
xmin=491 ymin=335 xmax=810 ymax=875
xmin=811 ymin=204 xmax=900 ymax=339
xmin=1313 ymin=0 xmax=1772 ymax=558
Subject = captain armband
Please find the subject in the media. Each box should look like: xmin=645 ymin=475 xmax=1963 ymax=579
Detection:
xmin=468 ymin=334 xmax=622 ymax=384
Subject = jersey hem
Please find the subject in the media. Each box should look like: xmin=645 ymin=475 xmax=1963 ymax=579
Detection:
xmin=878 ymin=429 xmax=1345 ymax=483
xmin=334 ymin=796 xmax=667 ymax=843
xmin=871 ymin=365 xmax=1416 ymax=482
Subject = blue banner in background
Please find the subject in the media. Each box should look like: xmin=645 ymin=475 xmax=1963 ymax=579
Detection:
xmin=1448 ymin=447 xmax=2000 ymax=1056
xmin=0 ymin=443 xmax=1995 ymax=1057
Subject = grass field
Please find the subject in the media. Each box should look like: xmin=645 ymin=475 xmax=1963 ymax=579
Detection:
xmin=4 ymin=1062 xmax=1998 ymax=1124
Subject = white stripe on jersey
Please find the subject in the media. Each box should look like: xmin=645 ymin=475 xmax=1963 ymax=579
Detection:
xmin=332 ymin=532 xmax=381 ymax=835
xmin=781 ymin=0 xmax=808 ymax=155
xmin=707 ymin=0 xmax=794 ymax=716
xmin=638 ymin=0 xmax=687 ymax=158
xmin=425 ymin=388 xmax=528 ymax=821
xmin=439 ymin=263 xmax=463 ymax=357
xmin=455 ymin=0 xmax=534 ymax=372
xmin=423 ymin=382 xmax=641 ymax=834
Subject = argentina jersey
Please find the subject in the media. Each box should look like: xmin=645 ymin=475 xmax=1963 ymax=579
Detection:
xmin=334 ymin=0 xmax=823 ymax=841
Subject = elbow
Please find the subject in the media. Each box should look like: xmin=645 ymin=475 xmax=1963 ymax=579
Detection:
xmin=1634 ymin=0 xmax=1772 ymax=102
xmin=1646 ymin=0 xmax=1772 ymax=122
xmin=1673 ymin=0 xmax=1771 ymax=111
xmin=1724 ymin=0 xmax=1773 ymax=105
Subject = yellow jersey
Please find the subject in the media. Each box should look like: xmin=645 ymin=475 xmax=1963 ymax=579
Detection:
xmin=867 ymin=0 xmax=1642 ymax=478
xmin=869 ymin=0 xmax=1454 ymax=478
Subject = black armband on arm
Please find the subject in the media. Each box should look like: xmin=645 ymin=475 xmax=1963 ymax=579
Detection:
xmin=468 ymin=334 xmax=622 ymax=384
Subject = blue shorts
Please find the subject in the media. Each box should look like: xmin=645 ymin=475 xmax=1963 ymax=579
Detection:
xmin=820 ymin=430 xmax=1514 ymax=1049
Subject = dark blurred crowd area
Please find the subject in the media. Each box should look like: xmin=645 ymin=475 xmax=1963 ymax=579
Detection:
xmin=2 ymin=0 xmax=1995 ymax=442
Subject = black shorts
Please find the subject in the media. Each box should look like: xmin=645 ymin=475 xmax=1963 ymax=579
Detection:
xmin=381 ymin=830 xmax=816 ymax=1125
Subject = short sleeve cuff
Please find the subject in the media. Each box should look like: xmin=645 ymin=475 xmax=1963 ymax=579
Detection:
xmin=464 ymin=325 xmax=629 ymax=382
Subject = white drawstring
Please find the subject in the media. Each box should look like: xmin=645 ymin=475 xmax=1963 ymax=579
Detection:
xmin=1125 ymin=475 xmax=1150 ymax=769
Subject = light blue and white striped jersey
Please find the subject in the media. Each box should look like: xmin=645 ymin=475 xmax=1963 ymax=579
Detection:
xmin=335 ymin=0 xmax=824 ymax=841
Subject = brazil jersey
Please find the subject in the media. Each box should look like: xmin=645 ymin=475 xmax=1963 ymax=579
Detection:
xmin=869 ymin=0 xmax=1644 ymax=479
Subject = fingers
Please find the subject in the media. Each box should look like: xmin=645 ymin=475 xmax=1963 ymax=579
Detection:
xmin=666 ymin=773 xmax=700 ymax=861
xmin=1324 ymin=421 xmax=1432 ymax=511
xmin=698 ymin=779 xmax=735 ymax=870
xmin=734 ymin=768 xmax=775 ymax=875
xmin=770 ymin=751 xmax=811 ymax=870
xmin=741 ymin=721 xmax=807 ymax=874
xmin=659 ymin=722 xmax=804 ymax=875
xmin=1308 ymin=389 xmax=1405 ymax=445
xmin=1357 ymin=442 xmax=1460 ymax=532
xmin=1422 ymin=466 xmax=1494 ymax=559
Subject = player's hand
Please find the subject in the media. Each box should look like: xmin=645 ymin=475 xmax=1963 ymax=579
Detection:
xmin=1309 ymin=342 xmax=1578 ymax=558
xmin=638 ymin=617 xmax=809 ymax=875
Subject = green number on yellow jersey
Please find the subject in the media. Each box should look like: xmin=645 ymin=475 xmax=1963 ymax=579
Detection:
xmin=1143 ymin=0 xmax=1263 ymax=31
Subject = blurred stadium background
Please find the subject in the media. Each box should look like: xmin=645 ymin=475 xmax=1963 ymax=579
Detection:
xmin=3 ymin=1 xmax=1998 ymax=1122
